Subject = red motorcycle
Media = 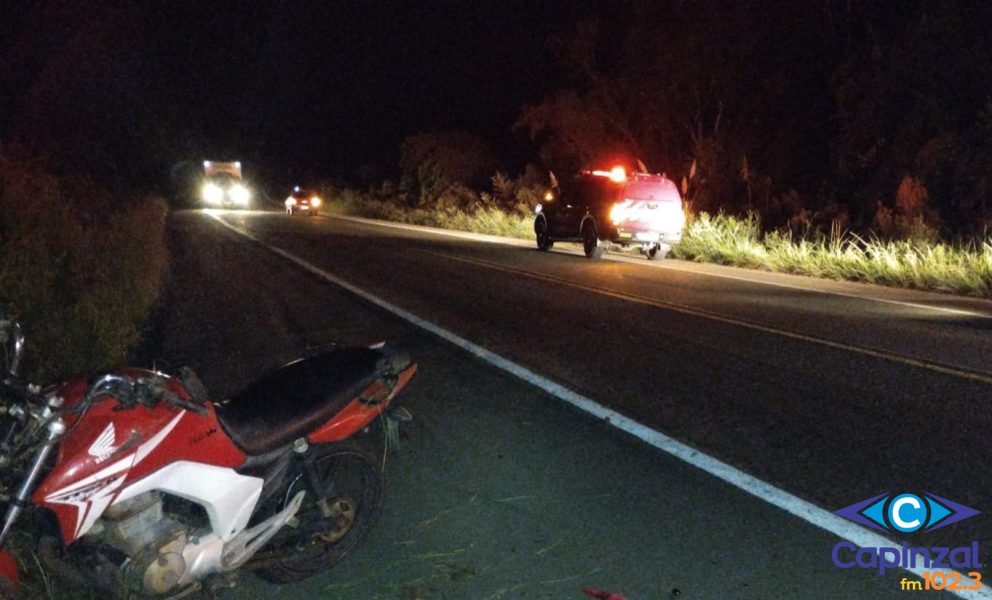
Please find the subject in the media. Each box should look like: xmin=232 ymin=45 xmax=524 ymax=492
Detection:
xmin=0 ymin=310 xmax=416 ymax=597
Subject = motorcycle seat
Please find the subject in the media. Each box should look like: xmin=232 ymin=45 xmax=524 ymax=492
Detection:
xmin=216 ymin=348 xmax=384 ymax=455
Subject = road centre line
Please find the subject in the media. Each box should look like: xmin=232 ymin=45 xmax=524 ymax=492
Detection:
xmin=333 ymin=214 xmax=992 ymax=321
xmin=421 ymin=248 xmax=992 ymax=386
xmin=211 ymin=213 xmax=988 ymax=599
xmin=604 ymin=250 xmax=992 ymax=320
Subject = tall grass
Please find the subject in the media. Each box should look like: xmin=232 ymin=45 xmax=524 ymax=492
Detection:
xmin=0 ymin=153 xmax=170 ymax=379
xmin=673 ymin=213 xmax=992 ymax=297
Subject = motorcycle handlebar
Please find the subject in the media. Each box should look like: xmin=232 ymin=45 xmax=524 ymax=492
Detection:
xmin=86 ymin=374 xmax=138 ymax=406
xmin=86 ymin=372 xmax=209 ymax=416
xmin=161 ymin=391 xmax=208 ymax=416
xmin=0 ymin=379 xmax=41 ymax=408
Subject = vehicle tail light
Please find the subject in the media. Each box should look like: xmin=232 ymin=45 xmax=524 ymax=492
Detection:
xmin=610 ymin=201 xmax=632 ymax=224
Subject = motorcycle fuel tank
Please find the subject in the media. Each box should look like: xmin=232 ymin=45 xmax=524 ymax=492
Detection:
xmin=33 ymin=369 xmax=246 ymax=543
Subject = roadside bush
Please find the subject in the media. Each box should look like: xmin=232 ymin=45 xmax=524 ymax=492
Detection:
xmin=490 ymin=168 xmax=546 ymax=215
xmin=433 ymin=184 xmax=482 ymax=213
xmin=0 ymin=151 xmax=169 ymax=380
xmin=871 ymin=175 xmax=941 ymax=245
xmin=399 ymin=131 xmax=496 ymax=203
xmin=326 ymin=184 xmax=532 ymax=240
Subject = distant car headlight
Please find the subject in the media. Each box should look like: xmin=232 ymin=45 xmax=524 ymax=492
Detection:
xmin=202 ymin=183 xmax=224 ymax=203
xmin=229 ymin=184 xmax=251 ymax=204
xmin=310 ymin=196 xmax=322 ymax=207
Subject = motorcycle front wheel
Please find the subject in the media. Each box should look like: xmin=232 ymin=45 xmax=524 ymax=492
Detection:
xmin=255 ymin=439 xmax=385 ymax=583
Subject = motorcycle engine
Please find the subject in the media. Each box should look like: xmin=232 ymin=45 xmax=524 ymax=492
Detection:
xmin=92 ymin=491 xmax=189 ymax=594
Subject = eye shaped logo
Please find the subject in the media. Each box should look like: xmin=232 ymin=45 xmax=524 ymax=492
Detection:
xmin=835 ymin=492 xmax=980 ymax=534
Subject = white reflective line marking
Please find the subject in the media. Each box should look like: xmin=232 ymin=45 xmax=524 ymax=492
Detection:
xmin=211 ymin=214 xmax=988 ymax=598
xmin=332 ymin=214 xmax=992 ymax=320
xmin=621 ymin=255 xmax=992 ymax=320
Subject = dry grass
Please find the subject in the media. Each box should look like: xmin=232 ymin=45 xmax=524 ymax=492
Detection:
xmin=673 ymin=213 xmax=992 ymax=297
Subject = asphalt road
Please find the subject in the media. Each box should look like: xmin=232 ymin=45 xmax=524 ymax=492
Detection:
xmin=146 ymin=209 xmax=992 ymax=599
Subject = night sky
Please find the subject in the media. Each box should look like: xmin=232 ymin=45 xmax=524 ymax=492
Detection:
xmin=6 ymin=0 xmax=991 ymax=235
xmin=1 ymin=0 xmax=584 ymax=186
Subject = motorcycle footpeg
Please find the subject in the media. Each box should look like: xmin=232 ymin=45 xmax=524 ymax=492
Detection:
xmin=386 ymin=406 xmax=412 ymax=423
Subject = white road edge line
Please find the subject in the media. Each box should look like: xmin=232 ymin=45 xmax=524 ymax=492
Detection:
xmin=211 ymin=213 xmax=989 ymax=599
xmin=332 ymin=214 xmax=992 ymax=320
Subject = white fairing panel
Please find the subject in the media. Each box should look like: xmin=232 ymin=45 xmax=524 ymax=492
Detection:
xmin=114 ymin=461 xmax=263 ymax=542
xmin=44 ymin=412 xmax=187 ymax=540
xmin=43 ymin=456 xmax=133 ymax=539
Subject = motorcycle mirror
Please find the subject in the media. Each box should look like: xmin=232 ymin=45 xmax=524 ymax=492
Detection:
xmin=0 ymin=314 xmax=25 ymax=378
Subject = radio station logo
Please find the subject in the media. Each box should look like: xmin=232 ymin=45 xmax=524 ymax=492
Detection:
xmin=835 ymin=491 xmax=980 ymax=534
xmin=831 ymin=491 xmax=984 ymax=591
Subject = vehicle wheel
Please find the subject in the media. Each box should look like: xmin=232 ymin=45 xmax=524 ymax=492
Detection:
xmin=311 ymin=209 xmax=319 ymax=217
xmin=582 ymin=222 xmax=605 ymax=259
xmin=255 ymin=440 xmax=384 ymax=583
xmin=535 ymin=216 xmax=554 ymax=251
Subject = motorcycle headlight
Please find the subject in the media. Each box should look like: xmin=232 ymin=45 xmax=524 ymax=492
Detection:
xmin=229 ymin=184 xmax=251 ymax=204
xmin=202 ymin=183 xmax=224 ymax=203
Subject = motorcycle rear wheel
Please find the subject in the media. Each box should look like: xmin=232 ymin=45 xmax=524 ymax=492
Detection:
xmin=255 ymin=439 xmax=385 ymax=583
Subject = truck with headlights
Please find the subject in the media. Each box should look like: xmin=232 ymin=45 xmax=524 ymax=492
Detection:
xmin=200 ymin=160 xmax=252 ymax=209
xmin=534 ymin=166 xmax=685 ymax=260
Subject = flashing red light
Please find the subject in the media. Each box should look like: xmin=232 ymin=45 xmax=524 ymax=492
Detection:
xmin=591 ymin=166 xmax=627 ymax=182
